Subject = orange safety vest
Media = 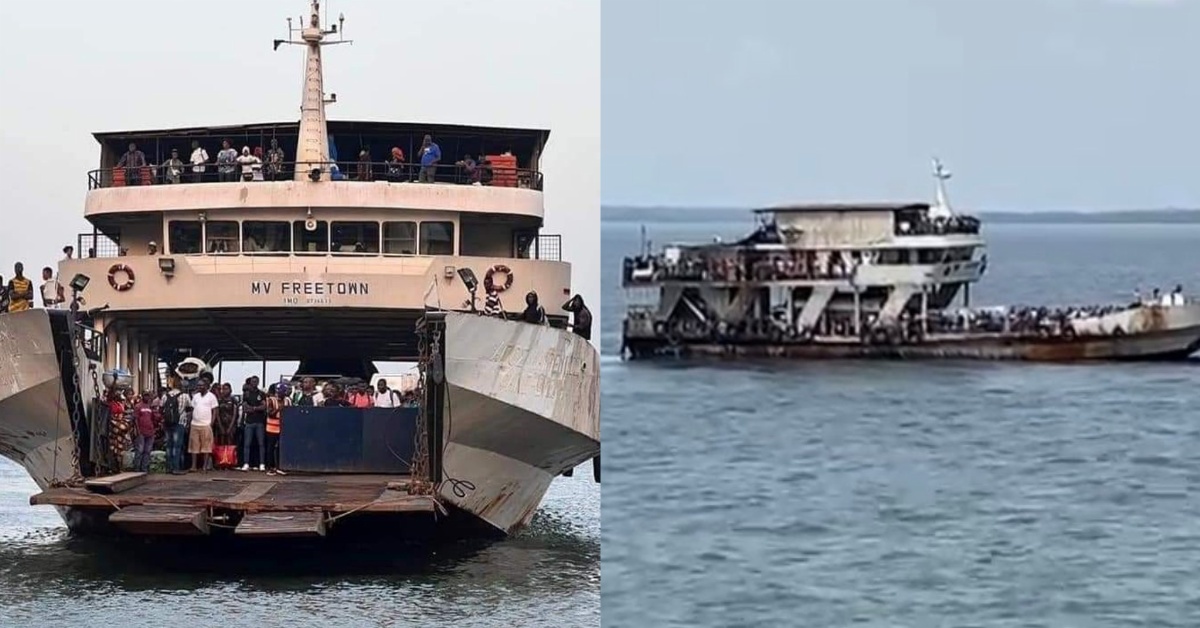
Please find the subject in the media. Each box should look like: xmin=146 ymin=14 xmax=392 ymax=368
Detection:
xmin=266 ymin=397 xmax=284 ymax=434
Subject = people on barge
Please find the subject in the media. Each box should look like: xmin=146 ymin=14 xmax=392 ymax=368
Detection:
xmin=161 ymin=380 xmax=191 ymax=474
xmin=188 ymin=380 xmax=218 ymax=472
xmin=240 ymin=376 xmax=268 ymax=472
xmin=265 ymin=383 xmax=289 ymax=475
xmin=132 ymin=392 xmax=157 ymax=473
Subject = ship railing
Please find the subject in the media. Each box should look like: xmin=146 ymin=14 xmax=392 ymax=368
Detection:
xmin=896 ymin=214 xmax=981 ymax=236
xmin=87 ymin=160 xmax=544 ymax=191
xmin=74 ymin=232 xmax=121 ymax=259
xmin=622 ymin=254 xmax=854 ymax=284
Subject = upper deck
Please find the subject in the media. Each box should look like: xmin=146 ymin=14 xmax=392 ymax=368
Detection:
xmin=86 ymin=120 xmax=548 ymax=221
xmin=753 ymin=202 xmax=982 ymax=248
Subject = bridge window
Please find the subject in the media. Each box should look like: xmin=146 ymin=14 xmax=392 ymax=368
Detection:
xmin=168 ymin=221 xmax=202 ymax=254
xmin=206 ymin=221 xmax=240 ymax=254
xmin=243 ymin=221 xmax=291 ymax=254
xmin=332 ymin=221 xmax=381 ymax=254
xmin=419 ymin=221 xmax=455 ymax=255
xmin=383 ymin=221 xmax=417 ymax=255
xmin=293 ymin=220 xmax=329 ymax=254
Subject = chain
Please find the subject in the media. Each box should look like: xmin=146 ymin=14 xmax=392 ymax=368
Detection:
xmin=407 ymin=321 xmax=433 ymax=495
xmin=56 ymin=300 xmax=89 ymax=486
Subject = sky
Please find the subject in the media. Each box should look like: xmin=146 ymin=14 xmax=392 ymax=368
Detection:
xmin=602 ymin=0 xmax=1200 ymax=212
xmin=0 ymin=0 xmax=599 ymax=383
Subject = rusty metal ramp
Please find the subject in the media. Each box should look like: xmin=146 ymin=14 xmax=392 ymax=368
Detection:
xmin=108 ymin=504 xmax=210 ymax=536
xmin=235 ymin=511 xmax=326 ymax=538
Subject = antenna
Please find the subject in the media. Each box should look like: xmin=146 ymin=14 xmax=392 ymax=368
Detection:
xmin=930 ymin=156 xmax=955 ymax=219
xmin=272 ymin=0 xmax=354 ymax=182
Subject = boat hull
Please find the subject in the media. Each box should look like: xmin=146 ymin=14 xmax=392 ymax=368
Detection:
xmin=438 ymin=312 xmax=600 ymax=534
xmin=623 ymin=304 xmax=1200 ymax=362
xmin=1 ymin=309 xmax=600 ymax=538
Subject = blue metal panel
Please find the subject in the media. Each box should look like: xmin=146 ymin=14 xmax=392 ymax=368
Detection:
xmin=279 ymin=407 xmax=418 ymax=474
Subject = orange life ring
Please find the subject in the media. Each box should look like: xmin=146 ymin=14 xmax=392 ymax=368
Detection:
xmin=108 ymin=264 xmax=135 ymax=291
xmin=484 ymin=264 xmax=513 ymax=293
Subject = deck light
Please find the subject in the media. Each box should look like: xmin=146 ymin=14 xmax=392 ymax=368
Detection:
xmin=158 ymin=257 xmax=176 ymax=278
xmin=69 ymin=273 xmax=90 ymax=293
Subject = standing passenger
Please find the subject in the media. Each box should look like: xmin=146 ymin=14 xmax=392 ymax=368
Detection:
xmin=132 ymin=392 xmax=156 ymax=472
xmin=521 ymin=291 xmax=547 ymax=325
xmin=418 ymin=134 xmax=441 ymax=183
xmin=6 ymin=263 xmax=34 ymax=312
xmin=40 ymin=267 xmax=64 ymax=310
xmin=265 ymin=383 xmax=290 ymax=475
xmin=189 ymin=140 xmax=209 ymax=183
xmin=240 ymin=376 xmax=268 ymax=471
xmin=216 ymin=140 xmax=238 ymax=182
xmin=162 ymin=379 xmax=191 ymax=474
xmin=189 ymin=380 xmax=218 ymax=472
xmin=373 ymin=379 xmax=402 ymax=408
xmin=265 ymin=138 xmax=285 ymax=181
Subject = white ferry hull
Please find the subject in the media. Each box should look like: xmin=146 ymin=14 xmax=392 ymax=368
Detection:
xmin=438 ymin=313 xmax=600 ymax=534
xmin=625 ymin=304 xmax=1200 ymax=362
xmin=0 ymin=310 xmax=77 ymax=490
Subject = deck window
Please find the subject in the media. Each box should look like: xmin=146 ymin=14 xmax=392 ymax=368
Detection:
xmin=383 ymin=221 xmax=417 ymax=255
xmin=243 ymin=221 xmax=291 ymax=254
xmin=332 ymin=221 xmax=381 ymax=254
xmin=293 ymin=220 xmax=329 ymax=254
xmin=419 ymin=221 xmax=455 ymax=255
xmin=205 ymin=221 xmax=240 ymax=254
xmin=168 ymin=221 xmax=202 ymax=255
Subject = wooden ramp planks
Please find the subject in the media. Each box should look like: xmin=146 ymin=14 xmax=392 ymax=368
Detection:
xmin=85 ymin=472 xmax=148 ymax=494
xmin=235 ymin=511 xmax=327 ymax=538
xmin=108 ymin=505 xmax=210 ymax=536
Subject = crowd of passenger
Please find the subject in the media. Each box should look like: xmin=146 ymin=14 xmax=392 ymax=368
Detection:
xmin=103 ymin=373 xmax=418 ymax=475
xmin=624 ymin=250 xmax=856 ymax=284
xmin=928 ymin=285 xmax=1189 ymax=335
xmin=110 ymin=134 xmax=507 ymax=187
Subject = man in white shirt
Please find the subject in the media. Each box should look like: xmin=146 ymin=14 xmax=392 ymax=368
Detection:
xmin=189 ymin=140 xmax=209 ymax=183
xmin=189 ymin=380 xmax=219 ymax=472
xmin=39 ymin=267 xmax=64 ymax=309
xmin=374 ymin=379 xmax=403 ymax=408
xmin=1170 ymin=285 xmax=1185 ymax=306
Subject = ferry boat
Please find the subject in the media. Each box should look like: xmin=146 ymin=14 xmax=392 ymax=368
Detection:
xmin=0 ymin=1 xmax=599 ymax=539
xmin=620 ymin=159 xmax=1200 ymax=362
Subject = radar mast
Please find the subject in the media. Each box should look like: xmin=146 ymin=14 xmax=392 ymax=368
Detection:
xmin=273 ymin=0 xmax=352 ymax=181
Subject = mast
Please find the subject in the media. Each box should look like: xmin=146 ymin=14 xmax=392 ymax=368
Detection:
xmin=930 ymin=156 xmax=954 ymax=219
xmin=274 ymin=0 xmax=352 ymax=182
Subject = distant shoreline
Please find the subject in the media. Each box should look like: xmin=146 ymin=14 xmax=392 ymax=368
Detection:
xmin=602 ymin=207 xmax=1200 ymax=225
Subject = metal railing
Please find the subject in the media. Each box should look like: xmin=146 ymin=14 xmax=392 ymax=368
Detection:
xmin=88 ymin=160 xmax=544 ymax=191
xmin=75 ymin=232 xmax=121 ymax=259
xmin=534 ymin=235 xmax=562 ymax=262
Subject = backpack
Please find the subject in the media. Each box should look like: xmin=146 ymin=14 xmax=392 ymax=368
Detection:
xmin=163 ymin=391 xmax=183 ymax=427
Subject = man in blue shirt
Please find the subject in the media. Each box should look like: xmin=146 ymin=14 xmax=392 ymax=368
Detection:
xmin=418 ymin=134 xmax=441 ymax=183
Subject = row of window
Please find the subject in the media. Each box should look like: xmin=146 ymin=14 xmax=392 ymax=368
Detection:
xmin=167 ymin=220 xmax=454 ymax=256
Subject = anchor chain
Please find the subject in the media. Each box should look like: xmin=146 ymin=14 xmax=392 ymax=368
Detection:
xmin=407 ymin=323 xmax=433 ymax=495
xmin=52 ymin=301 xmax=90 ymax=486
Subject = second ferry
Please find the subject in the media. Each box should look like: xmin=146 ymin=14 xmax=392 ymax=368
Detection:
xmin=620 ymin=159 xmax=1200 ymax=362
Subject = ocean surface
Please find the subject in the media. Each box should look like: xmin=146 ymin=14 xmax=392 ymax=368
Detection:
xmin=601 ymin=217 xmax=1200 ymax=627
xmin=0 ymin=461 xmax=599 ymax=627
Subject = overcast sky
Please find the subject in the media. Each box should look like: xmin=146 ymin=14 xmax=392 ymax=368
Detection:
xmin=0 ymin=0 xmax=599 ymax=381
xmin=603 ymin=0 xmax=1199 ymax=212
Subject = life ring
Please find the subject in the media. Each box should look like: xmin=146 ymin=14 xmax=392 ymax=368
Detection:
xmin=107 ymin=264 xmax=135 ymax=291
xmin=483 ymin=264 xmax=514 ymax=293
